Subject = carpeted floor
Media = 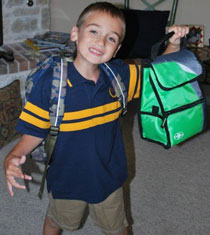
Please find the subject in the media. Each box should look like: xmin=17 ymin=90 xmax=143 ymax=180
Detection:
xmin=0 ymin=90 xmax=210 ymax=235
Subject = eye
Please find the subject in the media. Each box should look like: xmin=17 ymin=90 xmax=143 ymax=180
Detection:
xmin=108 ymin=36 xmax=118 ymax=44
xmin=89 ymin=30 xmax=97 ymax=35
xmin=108 ymin=37 xmax=116 ymax=43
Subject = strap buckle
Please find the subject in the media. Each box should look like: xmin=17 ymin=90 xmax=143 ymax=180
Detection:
xmin=49 ymin=126 xmax=59 ymax=136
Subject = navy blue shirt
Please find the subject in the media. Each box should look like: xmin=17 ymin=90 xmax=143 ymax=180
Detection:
xmin=17 ymin=59 xmax=141 ymax=203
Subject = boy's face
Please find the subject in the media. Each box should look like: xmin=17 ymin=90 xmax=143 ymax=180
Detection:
xmin=71 ymin=10 xmax=124 ymax=66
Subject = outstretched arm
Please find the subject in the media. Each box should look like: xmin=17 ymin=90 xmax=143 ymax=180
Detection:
xmin=163 ymin=25 xmax=189 ymax=55
xmin=4 ymin=134 xmax=43 ymax=196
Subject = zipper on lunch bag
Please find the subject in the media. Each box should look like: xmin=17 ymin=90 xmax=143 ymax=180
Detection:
xmin=161 ymin=98 xmax=205 ymax=128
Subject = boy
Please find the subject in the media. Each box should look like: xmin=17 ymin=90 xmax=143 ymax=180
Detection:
xmin=4 ymin=2 xmax=189 ymax=235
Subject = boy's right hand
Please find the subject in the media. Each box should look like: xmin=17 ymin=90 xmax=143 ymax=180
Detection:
xmin=4 ymin=155 xmax=32 ymax=197
xmin=3 ymin=134 xmax=43 ymax=196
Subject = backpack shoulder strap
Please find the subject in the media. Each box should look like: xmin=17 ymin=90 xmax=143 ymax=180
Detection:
xmin=100 ymin=62 xmax=128 ymax=115
xmin=49 ymin=56 xmax=68 ymax=129
xmin=25 ymin=55 xmax=53 ymax=103
xmin=38 ymin=55 xmax=70 ymax=199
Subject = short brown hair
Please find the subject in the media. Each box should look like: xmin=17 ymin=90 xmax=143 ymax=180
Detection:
xmin=76 ymin=2 xmax=126 ymax=42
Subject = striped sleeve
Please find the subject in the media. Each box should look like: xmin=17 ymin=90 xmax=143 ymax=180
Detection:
xmin=127 ymin=64 xmax=141 ymax=102
xmin=16 ymin=67 xmax=52 ymax=138
xmin=19 ymin=101 xmax=50 ymax=129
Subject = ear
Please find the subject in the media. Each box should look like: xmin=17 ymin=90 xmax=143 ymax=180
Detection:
xmin=70 ymin=26 xmax=79 ymax=41
xmin=113 ymin=44 xmax=121 ymax=58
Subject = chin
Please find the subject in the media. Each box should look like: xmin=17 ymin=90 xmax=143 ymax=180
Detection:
xmin=87 ymin=58 xmax=106 ymax=65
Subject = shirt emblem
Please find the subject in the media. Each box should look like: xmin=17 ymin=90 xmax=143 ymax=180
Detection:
xmin=109 ymin=87 xmax=117 ymax=98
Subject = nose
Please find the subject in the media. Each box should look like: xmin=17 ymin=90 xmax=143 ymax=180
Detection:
xmin=96 ymin=35 xmax=105 ymax=47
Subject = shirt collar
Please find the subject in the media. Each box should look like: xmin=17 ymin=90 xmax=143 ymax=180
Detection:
xmin=68 ymin=62 xmax=110 ymax=87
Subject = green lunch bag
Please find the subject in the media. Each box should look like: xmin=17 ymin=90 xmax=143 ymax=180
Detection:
xmin=138 ymin=32 xmax=207 ymax=149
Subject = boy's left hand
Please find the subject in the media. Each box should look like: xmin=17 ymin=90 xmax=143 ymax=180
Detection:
xmin=168 ymin=25 xmax=189 ymax=47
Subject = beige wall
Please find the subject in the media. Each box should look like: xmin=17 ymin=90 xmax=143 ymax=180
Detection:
xmin=50 ymin=0 xmax=210 ymax=45
xmin=50 ymin=0 xmax=122 ymax=34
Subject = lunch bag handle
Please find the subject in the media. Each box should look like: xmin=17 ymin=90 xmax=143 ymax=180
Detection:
xmin=151 ymin=31 xmax=187 ymax=60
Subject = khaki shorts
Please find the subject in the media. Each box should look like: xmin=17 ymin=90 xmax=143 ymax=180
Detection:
xmin=46 ymin=187 xmax=128 ymax=234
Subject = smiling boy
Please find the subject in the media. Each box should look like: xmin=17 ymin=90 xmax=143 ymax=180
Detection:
xmin=4 ymin=2 xmax=188 ymax=235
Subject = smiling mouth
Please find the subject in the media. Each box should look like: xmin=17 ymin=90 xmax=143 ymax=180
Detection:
xmin=89 ymin=47 xmax=104 ymax=56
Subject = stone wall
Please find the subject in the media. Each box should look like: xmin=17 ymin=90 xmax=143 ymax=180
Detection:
xmin=2 ymin=0 xmax=50 ymax=44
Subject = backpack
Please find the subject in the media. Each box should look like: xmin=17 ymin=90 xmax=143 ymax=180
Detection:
xmin=25 ymin=54 xmax=127 ymax=198
xmin=138 ymin=32 xmax=207 ymax=149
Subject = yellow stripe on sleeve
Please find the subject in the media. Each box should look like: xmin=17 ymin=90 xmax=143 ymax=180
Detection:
xmin=19 ymin=111 xmax=50 ymax=129
xmin=128 ymin=64 xmax=137 ymax=102
xmin=60 ymin=109 xmax=121 ymax=131
xmin=63 ymin=101 xmax=121 ymax=121
xmin=24 ymin=102 xmax=49 ymax=120
xmin=133 ymin=65 xmax=141 ymax=99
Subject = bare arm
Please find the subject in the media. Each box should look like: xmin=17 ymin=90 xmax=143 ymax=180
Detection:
xmin=4 ymin=134 xmax=43 ymax=196
xmin=163 ymin=25 xmax=189 ymax=55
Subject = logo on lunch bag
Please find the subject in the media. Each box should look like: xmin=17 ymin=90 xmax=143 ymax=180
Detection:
xmin=174 ymin=132 xmax=184 ymax=140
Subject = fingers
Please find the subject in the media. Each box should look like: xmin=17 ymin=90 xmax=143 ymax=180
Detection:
xmin=168 ymin=25 xmax=189 ymax=47
xmin=7 ymin=176 xmax=26 ymax=189
xmin=23 ymin=174 xmax=32 ymax=181
xmin=4 ymin=155 xmax=32 ymax=196
xmin=169 ymin=25 xmax=189 ymax=38
xmin=7 ymin=181 xmax=15 ymax=197
xmin=7 ymin=177 xmax=26 ymax=197
xmin=6 ymin=160 xmax=25 ymax=178
xmin=6 ymin=174 xmax=32 ymax=196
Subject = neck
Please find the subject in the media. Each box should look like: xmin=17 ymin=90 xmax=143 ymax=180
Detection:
xmin=73 ymin=59 xmax=100 ymax=84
